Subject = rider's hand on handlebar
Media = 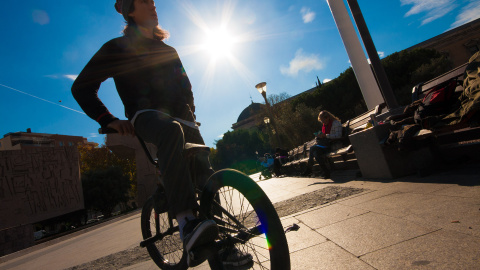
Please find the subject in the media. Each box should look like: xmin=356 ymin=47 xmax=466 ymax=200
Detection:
xmin=107 ymin=120 xmax=135 ymax=137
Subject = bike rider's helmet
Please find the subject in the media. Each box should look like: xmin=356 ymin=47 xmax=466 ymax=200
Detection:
xmin=114 ymin=0 xmax=134 ymax=22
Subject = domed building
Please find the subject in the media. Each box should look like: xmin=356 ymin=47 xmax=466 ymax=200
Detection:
xmin=231 ymin=102 xmax=266 ymax=131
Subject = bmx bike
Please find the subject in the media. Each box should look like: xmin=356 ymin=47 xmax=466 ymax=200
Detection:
xmin=100 ymin=128 xmax=291 ymax=269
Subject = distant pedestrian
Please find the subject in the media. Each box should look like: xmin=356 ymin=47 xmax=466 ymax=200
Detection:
xmin=301 ymin=110 xmax=342 ymax=178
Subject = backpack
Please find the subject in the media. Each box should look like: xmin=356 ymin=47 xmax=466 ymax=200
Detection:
xmin=414 ymin=78 xmax=462 ymax=128
xmin=422 ymin=79 xmax=460 ymax=109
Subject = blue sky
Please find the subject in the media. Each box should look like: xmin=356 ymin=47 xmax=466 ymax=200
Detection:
xmin=1 ymin=0 xmax=479 ymax=148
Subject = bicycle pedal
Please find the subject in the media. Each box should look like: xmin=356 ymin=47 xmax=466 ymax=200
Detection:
xmin=189 ymin=243 xmax=217 ymax=262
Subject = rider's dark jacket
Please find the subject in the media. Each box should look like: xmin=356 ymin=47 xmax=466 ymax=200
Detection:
xmin=71 ymin=32 xmax=194 ymax=128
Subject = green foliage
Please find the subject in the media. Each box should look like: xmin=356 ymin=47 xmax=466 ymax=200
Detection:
xmin=382 ymin=48 xmax=453 ymax=105
xmin=211 ymin=129 xmax=270 ymax=173
xmin=291 ymin=67 xmax=367 ymax=122
xmin=77 ymin=144 xmax=137 ymax=198
xmin=81 ymin=167 xmax=131 ymax=218
xmin=266 ymin=95 xmax=322 ymax=149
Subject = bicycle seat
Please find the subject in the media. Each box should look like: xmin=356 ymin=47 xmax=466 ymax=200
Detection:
xmin=184 ymin=143 xmax=210 ymax=157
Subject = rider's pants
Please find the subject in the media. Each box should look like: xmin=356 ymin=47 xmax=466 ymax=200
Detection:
xmin=134 ymin=111 xmax=213 ymax=216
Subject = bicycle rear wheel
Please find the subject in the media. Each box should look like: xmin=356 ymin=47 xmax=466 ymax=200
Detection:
xmin=140 ymin=197 xmax=187 ymax=270
xmin=200 ymin=169 xmax=290 ymax=270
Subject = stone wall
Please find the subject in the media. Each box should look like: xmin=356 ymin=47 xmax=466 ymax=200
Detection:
xmin=0 ymin=225 xmax=33 ymax=257
xmin=0 ymin=147 xmax=83 ymax=256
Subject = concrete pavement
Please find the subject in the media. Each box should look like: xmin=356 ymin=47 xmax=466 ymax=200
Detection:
xmin=123 ymin=164 xmax=480 ymax=270
xmin=1 ymin=164 xmax=479 ymax=269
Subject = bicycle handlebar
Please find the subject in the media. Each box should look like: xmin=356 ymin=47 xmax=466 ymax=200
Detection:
xmin=98 ymin=127 xmax=118 ymax=134
xmin=99 ymin=127 xmax=158 ymax=166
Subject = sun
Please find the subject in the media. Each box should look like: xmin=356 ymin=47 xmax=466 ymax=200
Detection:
xmin=201 ymin=28 xmax=236 ymax=59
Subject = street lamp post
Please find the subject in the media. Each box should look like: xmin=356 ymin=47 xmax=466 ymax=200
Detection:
xmin=256 ymin=82 xmax=281 ymax=146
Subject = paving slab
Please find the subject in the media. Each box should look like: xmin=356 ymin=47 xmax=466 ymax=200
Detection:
xmin=337 ymin=189 xmax=399 ymax=206
xmin=289 ymin=241 xmax=375 ymax=270
xmin=347 ymin=192 xmax=436 ymax=218
xmin=385 ymin=181 xmax=456 ymax=194
xmin=432 ymin=183 xmax=480 ymax=198
xmin=295 ymin=203 xmax=369 ymax=229
xmin=121 ymin=260 xmax=157 ymax=270
xmin=316 ymin=212 xmax=438 ymax=257
xmin=403 ymin=196 xmax=480 ymax=237
xmin=281 ymin=217 xmax=328 ymax=253
xmin=340 ymin=180 xmax=393 ymax=190
xmin=361 ymin=229 xmax=480 ymax=270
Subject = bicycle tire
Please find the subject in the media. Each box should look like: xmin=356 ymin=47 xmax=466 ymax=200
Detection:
xmin=141 ymin=197 xmax=188 ymax=270
xmin=200 ymin=169 xmax=290 ymax=270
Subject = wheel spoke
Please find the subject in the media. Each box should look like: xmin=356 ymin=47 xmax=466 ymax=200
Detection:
xmin=203 ymin=169 xmax=290 ymax=270
xmin=141 ymin=198 xmax=186 ymax=268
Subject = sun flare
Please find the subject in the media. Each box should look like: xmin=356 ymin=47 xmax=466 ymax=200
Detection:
xmin=202 ymin=28 xmax=236 ymax=59
xmin=178 ymin=1 xmax=263 ymax=90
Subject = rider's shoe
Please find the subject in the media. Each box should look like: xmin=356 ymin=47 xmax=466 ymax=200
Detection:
xmin=183 ymin=219 xmax=219 ymax=267
xmin=219 ymin=247 xmax=253 ymax=267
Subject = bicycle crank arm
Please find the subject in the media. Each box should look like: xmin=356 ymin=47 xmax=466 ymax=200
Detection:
xmin=140 ymin=234 xmax=163 ymax=247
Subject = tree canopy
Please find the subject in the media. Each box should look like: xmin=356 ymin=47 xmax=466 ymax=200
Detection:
xmin=81 ymin=166 xmax=131 ymax=218
xmin=77 ymin=144 xmax=137 ymax=216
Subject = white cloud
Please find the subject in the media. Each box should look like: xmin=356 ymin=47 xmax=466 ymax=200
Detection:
xmin=451 ymin=0 xmax=480 ymax=28
xmin=400 ymin=0 xmax=456 ymax=25
xmin=300 ymin=7 xmax=316 ymax=23
xmin=32 ymin=10 xmax=50 ymax=25
xmin=63 ymin=75 xmax=78 ymax=81
xmin=323 ymin=78 xmax=332 ymax=83
xmin=280 ymin=49 xmax=324 ymax=77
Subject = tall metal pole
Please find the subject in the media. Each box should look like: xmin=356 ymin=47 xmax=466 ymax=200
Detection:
xmin=326 ymin=0 xmax=385 ymax=110
xmin=261 ymin=92 xmax=282 ymax=147
xmin=346 ymin=0 xmax=399 ymax=109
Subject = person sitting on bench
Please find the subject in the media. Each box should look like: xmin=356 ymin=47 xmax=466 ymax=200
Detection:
xmin=302 ymin=111 xmax=342 ymax=178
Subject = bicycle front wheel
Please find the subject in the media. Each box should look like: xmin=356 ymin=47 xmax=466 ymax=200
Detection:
xmin=140 ymin=197 xmax=187 ymax=270
xmin=200 ymin=169 xmax=290 ymax=270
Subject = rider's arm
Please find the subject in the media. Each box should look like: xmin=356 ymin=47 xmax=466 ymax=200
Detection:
xmin=107 ymin=119 xmax=135 ymax=136
xmin=71 ymin=40 xmax=120 ymax=128
xmin=172 ymin=50 xmax=195 ymax=114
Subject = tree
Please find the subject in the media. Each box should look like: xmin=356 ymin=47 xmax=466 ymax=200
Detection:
xmin=77 ymin=144 xmax=137 ymax=198
xmin=263 ymin=93 xmax=322 ymax=149
xmin=382 ymin=48 xmax=453 ymax=105
xmin=211 ymin=129 xmax=270 ymax=174
xmin=81 ymin=167 xmax=131 ymax=218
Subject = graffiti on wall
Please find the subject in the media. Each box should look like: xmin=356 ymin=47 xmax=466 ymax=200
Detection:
xmin=0 ymin=147 xmax=84 ymax=229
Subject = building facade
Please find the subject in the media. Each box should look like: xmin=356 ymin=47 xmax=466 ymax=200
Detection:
xmin=0 ymin=128 xmax=97 ymax=151
xmin=0 ymin=146 xmax=83 ymax=256
xmin=0 ymin=129 xmax=96 ymax=256
xmin=407 ymin=17 xmax=480 ymax=68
